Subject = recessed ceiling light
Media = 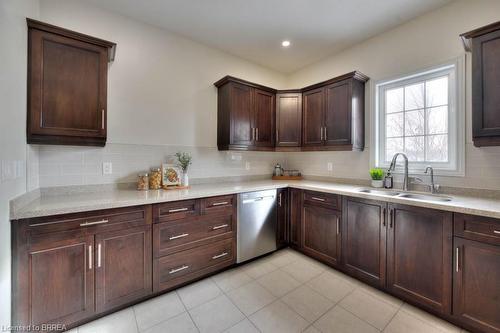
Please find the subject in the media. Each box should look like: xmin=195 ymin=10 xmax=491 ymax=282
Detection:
xmin=281 ymin=40 xmax=291 ymax=47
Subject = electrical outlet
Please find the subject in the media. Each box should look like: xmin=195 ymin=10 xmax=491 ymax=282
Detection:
xmin=102 ymin=162 xmax=113 ymax=175
xmin=1 ymin=160 xmax=15 ymax=181
xmin=327 ymin=162 xmax=333 ymax=171
xmin=245 ymin=161 xmax=251 ymax=170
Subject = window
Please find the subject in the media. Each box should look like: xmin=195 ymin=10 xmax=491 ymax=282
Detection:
xmin=374 ymin=58 xmax=464 ymax=175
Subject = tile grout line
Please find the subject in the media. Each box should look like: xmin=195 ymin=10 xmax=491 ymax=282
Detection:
xmin=131 ymin=306 xmax=141 ymax=333
xmin=380 ymin=301 xmax=405 ymax=332
xmin=176 ymin=290 xmax=202 ymax=333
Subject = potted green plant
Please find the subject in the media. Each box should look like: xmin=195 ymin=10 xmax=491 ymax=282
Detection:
xmin=369 ymin=168 xmax=385 ymax=188
xmin=175 ymin=152 xmax=192 ymax=186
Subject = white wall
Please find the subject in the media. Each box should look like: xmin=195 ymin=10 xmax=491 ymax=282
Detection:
xmin=0 ymin=0 xmax=39 ymax=328
xmin=286 ymin=0 xmax=500 ymax=190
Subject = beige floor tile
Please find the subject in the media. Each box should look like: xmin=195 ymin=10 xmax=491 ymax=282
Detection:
xmin=141 ymin=312 xmax=197 ymax=333
xmin=339 ymin=288 xmax=399 ymax=330
xmin=306 ymin=271 xmax=356 ymax=303
xmin=224 ymin=319 xmax=260 ymax=333
xmin=249 ymin=300 xmax=309 ymax=333
xmin=280 ymin=260 xmax=324 ymax=283
xmin=302 ymin=325 xmax=321 ymax=333
xmin=177 ymin=278 xmax=222 ymax=309
xmin=133 ymin=292 xmax=185 ymax=331
xmin=359 ymin=285 xmax=404 ymax=308
xmin=384 ymin=310 xmax=445 ymax=333
xmin=281 ymin=285 xmax=334 ymax=323
xmin=212 ymin=268 xmax=253 ymax=292
xmin=265 ymin=250 xmax=298 ymax=267
xmin=227 ymin=281 xmax=276 ymax=316
xmin=314 ymin=306 xmax=379 ymax=333
xmin=242 ymin=259 xmax=278 ymax=279
xmin=189 ymin=295 xmax=245 ymax=333
xmin=79 ymin=308 xmax=138 ymax=333
xmin=399 ymin=303 xmax=461 ymax=332
xmin=257 ymin=269 xmax=301 ymax=297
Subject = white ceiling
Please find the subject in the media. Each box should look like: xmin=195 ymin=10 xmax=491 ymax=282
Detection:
xmin=83 ymin=0 xmax=454 ymax=73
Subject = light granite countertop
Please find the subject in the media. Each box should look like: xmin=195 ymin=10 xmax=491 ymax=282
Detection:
xmin=10 ymin=180 xmax=500 ymax=220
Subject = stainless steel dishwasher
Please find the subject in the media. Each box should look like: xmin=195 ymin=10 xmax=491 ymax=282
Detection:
xmin=237 ymin=189 xmax=277 ymax=263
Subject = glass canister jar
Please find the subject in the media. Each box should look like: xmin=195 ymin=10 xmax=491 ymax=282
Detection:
xmin=137 ymin=173 xmax=149 ymax=191
xmin=149 ymin=167 xmax=162 ymax=190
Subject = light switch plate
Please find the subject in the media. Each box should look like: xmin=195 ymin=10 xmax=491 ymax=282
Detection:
xmin=102 ymin=162 xmax=113 ymax=175
xmin=327 ymin=162 xmax=333 ymax=171
xmin=245 ymin=161 xmax=251 ymax=170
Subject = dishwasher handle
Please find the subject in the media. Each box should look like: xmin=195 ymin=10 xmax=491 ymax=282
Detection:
xmin=242 ymin=195 xmax=274 ymax=204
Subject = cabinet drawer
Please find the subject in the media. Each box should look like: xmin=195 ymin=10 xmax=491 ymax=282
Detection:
xmin=154 ymin=238 xmax=234 ymax=292
xmin=154 ymin=215 xmax=234 ymax=257
xmin=202 ymin=195 xmax=235 ymax=215
xmin=154 ymin=200 xmax=199 ymax=223
xmin=26 ymin=205 xmax=151 ymax=235
xmin=303 ymin=190 xmax=341 ymax=210
xmin=454 ymin=213 xmax=500 ymax=245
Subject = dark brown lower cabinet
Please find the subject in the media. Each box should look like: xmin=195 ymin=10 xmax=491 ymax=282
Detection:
xmin=387 ymin=204 xmax=452 ymax=314
xmin=342 ymin=197 xmax=386 ymax=287
xmin=27 ymin=232 xmax=95 ymax=327
xmin=453 ymin=237 xmax=500 ymax=333
xmin=302 ymin=204 xmax=341 ymax=266
xmin=289 ymin=188 xmax=303 ymax=249
xmin=95 ymin=226 xmax=152 ymax=312
xmin=277 ymin=188 xmax=289 ymax=248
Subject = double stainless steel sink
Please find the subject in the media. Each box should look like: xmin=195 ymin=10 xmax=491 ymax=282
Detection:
xmin=357 ymin=188 xmax=452 ymax=202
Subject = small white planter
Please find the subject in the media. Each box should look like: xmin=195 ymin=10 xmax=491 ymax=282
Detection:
xmin=371 ymin=179 xmax=384 ymax=188
xmin=182 ymin=173 xmax=189 ymax=187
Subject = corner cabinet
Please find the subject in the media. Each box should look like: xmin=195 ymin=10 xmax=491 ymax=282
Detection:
xmin=461 ymin=21 xmax=500 ymax=147
xmin=276 ymin=91 xmax=302 ymax=149
xmin=27 ymin=19 xmax=116 ymax=147
xmin=214 ymin=76 xmax=275 ymax=151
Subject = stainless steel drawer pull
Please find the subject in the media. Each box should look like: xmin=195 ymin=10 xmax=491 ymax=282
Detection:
xmin=212 ymin=224 xmax=229 ymax=230
xmin=88 ymin=245 xmax=93 ymax=270
xmin=80 ymin=219 xmax=109 ymax=227
xmin=169 ymin=265 xmax=189 ymax=274
xmin=97 ymin=243 xmax=102 ymax=268
xmin=311 ymin=197 xmax=326 ymax=202
xmin=455 ymin=247 xmax=460 ymax=273
xmin=336 ymin=217 xmax=340 ymax=235
xmin=169 ymin=233 xmax=189 ymax=240
xmin=212 ymin=201 xmax=229 ymax=206
xmin=212 ymin=252 xmax=228 ymax=260
xmin=493 ymin=230 xmax=500 ymax=235
xmin=168 ymin=207 xmax=189 ymax=213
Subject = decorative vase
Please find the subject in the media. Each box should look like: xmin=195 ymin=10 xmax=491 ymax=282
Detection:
xmin=182 ymin=172 xmax=189 ymax=187
xmin=371 ymin=179 xmax=384 ymax=188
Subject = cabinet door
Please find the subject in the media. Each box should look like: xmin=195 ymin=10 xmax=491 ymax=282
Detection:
xmin=303 ymin=205 xmax=341 ymax=266
xmin=95 ymin=225 xmax=152 ymax=312
xmin=276 ymin=93 xmax=302 ymax=147
xmin=28 ymin=28 xmax=107 ymax=144
xmin=230 ymin=83 xmax=254 ymax=146
xmin=324 ymin=80 xmax=351 ymax=146
xmin=387 ymin=204 xmax=452 ymax=314
xmin=253 ymin=89 xmax=275 ymax=147
xmin=289 ymin=188 xmax=303 ymax=248
xmin=28 ymin=232 xmax=95 ymax=327
xmin=302 ymin=88 xmax=324 ymax=146
xmin=342 ymin=197 xmax=386 ymax=287
xmin=277 ymin=188 xmax=289 ymax=248
xmin=472 ymin=29 xmax=500 ymax=145
xmin=453 ymin=238 xmax=500 ymax=333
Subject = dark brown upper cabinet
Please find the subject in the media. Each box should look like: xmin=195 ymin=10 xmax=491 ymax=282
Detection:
xmin=301 ymin=72 xmax=368 ymax=151
xmin=214 ymin=76 xmax=276 ymax=151
xmin=461 ymin=21 xmax=500 ymax=147
xmin=215 ymin=71 xmax=368 ymax=151
xmin=27 ymin=19 xmax=116 ymax=147
xmin=276 ymin=91 xmax=302 ymax=149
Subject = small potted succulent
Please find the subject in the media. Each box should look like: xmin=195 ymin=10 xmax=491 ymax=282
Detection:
xmin=369 ymin=168 xmax=385 ymax=188
xmin=175 ymin=152 xmax=192 ymax=187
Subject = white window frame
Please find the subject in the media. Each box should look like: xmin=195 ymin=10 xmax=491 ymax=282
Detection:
xmin=372 ymin=56 xmax=465 ymax=176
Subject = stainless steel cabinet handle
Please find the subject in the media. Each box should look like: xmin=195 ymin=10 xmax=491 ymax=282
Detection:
xmin=212 ymin=252 xmax=228 ymax=260
xmin=88 ymin=245 xmax=92 ymax=270
xmin=169 ymin=233 xmax=189 ymax=240
xmin=212 ymin=201 xmax=229 ymax=206
xmin=256 ymin=128 xmax=259 ymax=141
xmin=101 ymin=109 xmax=105 ymax=130
xmin=97 ymin=243 xmax=102 ymax=268
xmin=320 ymin=127 xmax=324 ymax=141
xmin=455 ymin=247 xmax=460 ymax=273
xmin=389 ymin=209 xmax=394 ymax=228
xmin=324 ymin=127 xmax=327 ymax=140
xmin=169 ymin=265 xmax=189 ymax=274
xmin=279 ymin=193 xmax=282 ymax=207
xmin=311 ymin=197 xmax=326 ymax=202
xmin=494 ymin=230 xmax=500 ymax=235
xmin=168 ymin=207 xmax=188 ymax=213
xmin=276 ymin=130 xmax=279 ymax=143
xmin=382 ymin=207 xmax=387 ymax=227
xmin=336 ymin=217 xmax=340 ymax=235
xmin=80 ymin=219 xmax=109 ymax=227
xmin=212 ymin=224 xmax=229 ymax=230
xmin=252 ymin=128 xmax=255 ymax=141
